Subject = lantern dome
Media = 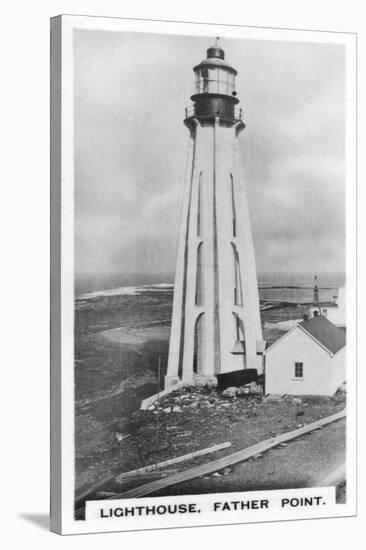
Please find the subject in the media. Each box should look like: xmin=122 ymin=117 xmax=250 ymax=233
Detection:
xmin=207 ymin=44 xmax=225 ymax=59
xmin=193 ymin=42 xmax=237 ymax=75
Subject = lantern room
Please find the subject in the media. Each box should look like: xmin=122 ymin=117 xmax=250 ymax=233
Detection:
xmin=194 ymin=44 xmax=237 ymax=96
xmin=189 ymin=39 xmax=240 ymax=124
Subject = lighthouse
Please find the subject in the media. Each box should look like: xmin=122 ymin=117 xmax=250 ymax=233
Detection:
xmin=165 ymin=40 xmax=265 ymax=388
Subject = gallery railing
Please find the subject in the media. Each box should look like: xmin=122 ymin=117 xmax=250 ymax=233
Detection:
xmin=185 ymin=104 xmax=243 ymax=123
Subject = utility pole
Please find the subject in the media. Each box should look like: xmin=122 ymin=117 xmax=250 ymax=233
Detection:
xmin=155 ymin=355 xmax=161 ymax=458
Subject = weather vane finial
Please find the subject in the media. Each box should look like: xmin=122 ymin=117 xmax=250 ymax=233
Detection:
xmin=215 ymin=36 xmax=220 ymax=47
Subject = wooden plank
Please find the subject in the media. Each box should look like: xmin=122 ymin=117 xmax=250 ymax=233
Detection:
xmin=108 ymin=409 xmax=346 ymax=500
xmin=117 ymin=468 xmax=179 ymax=481
xmin=116 ymin=470 xmax=181 ymax=489
xmin=75 ymin=441 xmax=231 ymax=506
xmin=115 ymin=441 xmax=231 ymax=482
xmin=75 ymin=473 xmax=117 ymax=506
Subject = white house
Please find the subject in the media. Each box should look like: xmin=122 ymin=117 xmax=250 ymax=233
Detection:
xmin=264 ymin=313 xmax=346 ymax=396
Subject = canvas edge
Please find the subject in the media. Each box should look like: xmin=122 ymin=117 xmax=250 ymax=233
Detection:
xmin=50 ymin=14 xmax=63 ymax=535
xmin=50 ymin=15 xmax=358 ymax=535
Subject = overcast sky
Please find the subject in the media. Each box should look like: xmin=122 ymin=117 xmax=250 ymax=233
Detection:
xmin=74 ymin=30 xmax=345 ymax=279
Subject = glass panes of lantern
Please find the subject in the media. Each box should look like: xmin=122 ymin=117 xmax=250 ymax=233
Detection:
xmin=195 ymin=68 xmax=235 ymax=95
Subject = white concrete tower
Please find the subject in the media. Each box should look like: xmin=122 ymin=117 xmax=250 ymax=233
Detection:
xmin=166 ymin=41 xmax=265 ymax=388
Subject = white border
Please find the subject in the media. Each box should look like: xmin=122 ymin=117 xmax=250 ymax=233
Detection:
xmin=57 ymin=15 xmax=357 ymax=535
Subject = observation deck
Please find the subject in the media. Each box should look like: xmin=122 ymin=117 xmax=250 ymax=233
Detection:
xmin=184 ymin=103 xmax=245 ymax=130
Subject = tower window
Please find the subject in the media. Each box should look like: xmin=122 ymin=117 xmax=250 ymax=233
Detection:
xmin=195 ymin=242 xmax=204 ymax=306
xmin=230 ymin=174 xmax=236 ymax=237
xmin=294 ymin=362 xmax=303 ymax=378
xmin=231 ymin=243 xmax=243 ymax=306
xmin=193 ymin=313 xmax=204 ymax=374
xmin=235 ymin=313 xmax=240 ymax=339
xmin=232 ymin=312 xmax=245 ymax=341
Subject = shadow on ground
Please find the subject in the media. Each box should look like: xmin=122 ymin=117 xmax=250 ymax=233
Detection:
xmin=19 ymin=513 xmax=49 ymax=531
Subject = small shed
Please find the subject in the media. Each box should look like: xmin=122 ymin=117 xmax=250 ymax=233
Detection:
xmin=264 ymin=313 xmax=346 ymax=396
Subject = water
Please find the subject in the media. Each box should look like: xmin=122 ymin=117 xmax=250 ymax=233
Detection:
xmin=75 ymin=273 xmax=172 ymax=296
xmin=76 ymin=271 xmax=345 ymax=303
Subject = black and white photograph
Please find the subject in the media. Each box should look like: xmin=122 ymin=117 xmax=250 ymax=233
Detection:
xmin=50 ymin=14 xmax=357 ymax=535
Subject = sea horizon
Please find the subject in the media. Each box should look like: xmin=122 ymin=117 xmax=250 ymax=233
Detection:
xmin=75 ymin=270 xmax=345 ymax=299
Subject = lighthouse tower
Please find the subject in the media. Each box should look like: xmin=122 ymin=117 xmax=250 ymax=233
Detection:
xmin=165 ymin=41 xmax=265 ymax=388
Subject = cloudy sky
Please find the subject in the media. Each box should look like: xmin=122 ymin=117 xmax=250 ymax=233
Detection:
xmin=74 ymin=29 xmax=345 ymax=280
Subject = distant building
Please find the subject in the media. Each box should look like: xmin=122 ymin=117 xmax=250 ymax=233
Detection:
xmin=274 ymin=284 xmax=346 ymax=331
xmin=264 ymin=313 xmax=346 ymax=396
xmin=310 ymin=285 xmax=345 ymax=328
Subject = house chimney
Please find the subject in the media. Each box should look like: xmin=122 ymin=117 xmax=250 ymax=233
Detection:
xmin=313 ymin=310 xmax=319 ymax=317
xmin=303 ymin=313 xmax=309 ymax=321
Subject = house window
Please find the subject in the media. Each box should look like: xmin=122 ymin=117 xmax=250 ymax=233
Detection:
xmin=294 ymin=362 xmax=303 ymax=378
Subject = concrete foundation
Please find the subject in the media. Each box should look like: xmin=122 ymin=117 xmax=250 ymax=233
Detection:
xmin=164 ymin=375 xmax=182 ymax=390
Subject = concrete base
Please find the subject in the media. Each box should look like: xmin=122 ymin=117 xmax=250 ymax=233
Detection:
xmin=141 ymin=381 xmax=183 ymax=410
xmin=192 ymin=374 xmax=218 ymax=387
xmin=164 ymin=375 xmax=181 ymax=390
xmin=164 ymin=374 xmax=218 ymax=390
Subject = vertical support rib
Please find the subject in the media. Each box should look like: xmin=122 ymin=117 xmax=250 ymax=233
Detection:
xmin=214 ymin=123 xmax=238 ymax=373
xmin=166 ymin=136 xmax=195 ymax=383
xmin=233 ymin=137 xmax=263 ymax=372
xmin=199 ymin=124 xmax=215 ymax=377
xmin=181 ymin=136 xmax=202 ymax=382
xmin=212 ymin=118 xmax=221 ymax=373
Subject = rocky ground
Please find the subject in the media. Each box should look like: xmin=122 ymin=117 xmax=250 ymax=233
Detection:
xmin=127 ymin=385 xmax=346 ymax=468
xmin=76 ymin=384 xmax=346 ymax=502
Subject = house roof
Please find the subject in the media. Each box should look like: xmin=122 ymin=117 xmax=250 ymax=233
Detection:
xmin=264 ymin=314 xmax=346 ymax=356
xmin=298 ymin=315 xmax=346 ymax=354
